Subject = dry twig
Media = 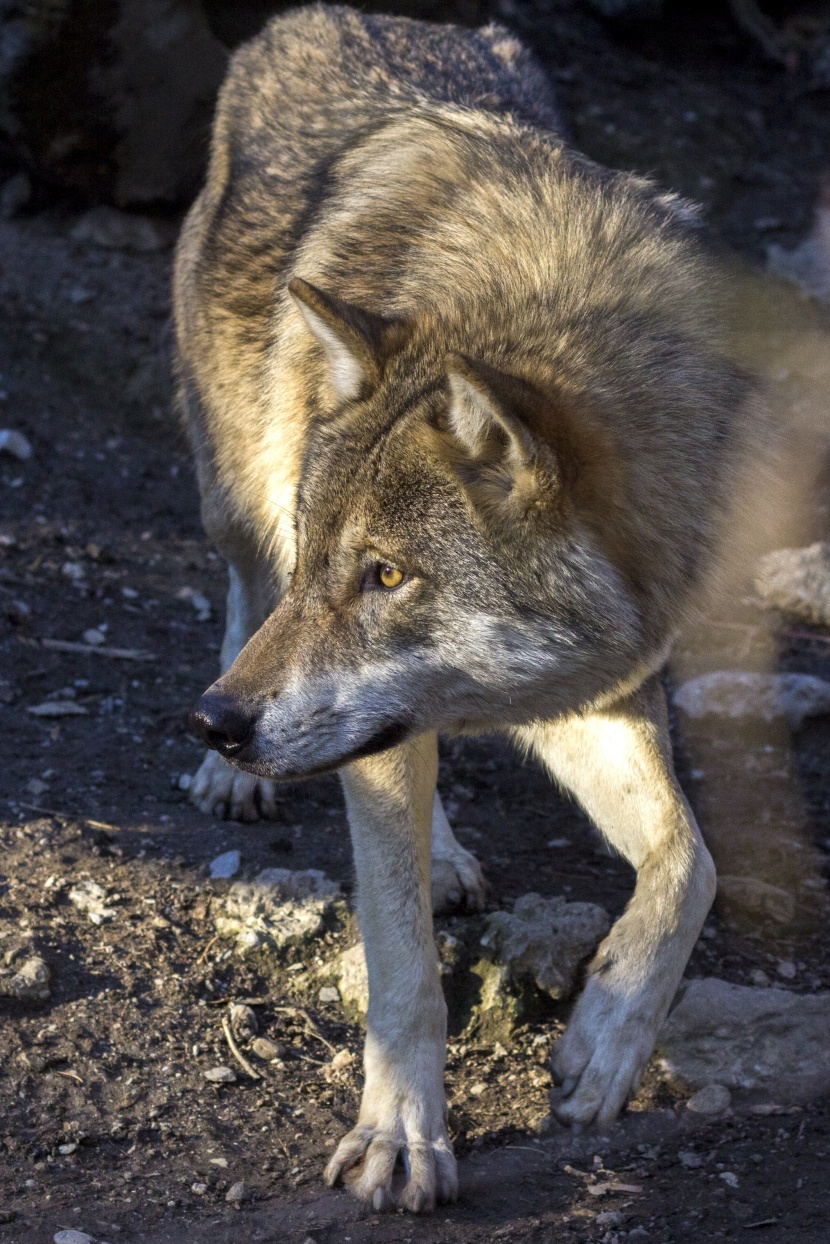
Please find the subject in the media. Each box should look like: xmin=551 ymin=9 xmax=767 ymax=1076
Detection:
xmin=40 ymin=637 xmax=155 ymax=661
xmin=221 ymin=1014 xmax=263 ymax=1081
xmin=274 ymin=1005 xmax=337 ymax=1055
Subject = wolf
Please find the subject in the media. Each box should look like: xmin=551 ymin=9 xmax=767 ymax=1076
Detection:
xmin=174 ymin=2 xmax=752 ymax=1213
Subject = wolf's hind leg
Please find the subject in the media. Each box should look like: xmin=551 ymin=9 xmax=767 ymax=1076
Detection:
xmin=430 ymin=794 xmax=485 ymax=913
xmin=189 ymin=552 xmax=279 ymax=821
xmin=515 ymin=676 xmax=716 ymax=1130
xmin=327 ymin=732 xmax=456 ymax=1212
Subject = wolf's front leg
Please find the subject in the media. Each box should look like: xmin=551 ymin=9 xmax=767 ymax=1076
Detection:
xmin=518 ymin=676 xmax=716 ymax=1130
xmin=326 ymin=733 xmax=456 ymax=1213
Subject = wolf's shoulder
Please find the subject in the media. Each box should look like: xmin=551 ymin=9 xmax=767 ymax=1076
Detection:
xmin=226 ymin=3 xmax=562 ymax=133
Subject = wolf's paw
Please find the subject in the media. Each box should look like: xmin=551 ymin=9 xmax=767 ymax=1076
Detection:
xmin=550 ymin=975 xmax=658 ymax=1130
xmin=430 ymin=843 xmax=485 ymax=913
xmin=188 ymin=750 xmax=277 ymax=821
xmin=324 ymin=1112 xmax=457 ymax=1213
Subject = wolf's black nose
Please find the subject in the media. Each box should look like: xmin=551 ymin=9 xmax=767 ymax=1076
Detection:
xmin=189 ymin=693 xmax=256 ymax=758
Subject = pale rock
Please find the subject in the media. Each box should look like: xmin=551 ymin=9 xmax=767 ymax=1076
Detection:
xmin=225 ymin=1180 xmax=246 ymax=1205
xmin=755 ymin=542 xmax=830 ymax=626
xmin=209 ymin=850 xmax=241 ymax=880
xmin=318 ymin=985 xmax=340 ymax=1004
xmin=70 ymin=207 xmax=170 ymax=252
xmin=673 ymin=671 xmax=830 ymax=730
xmin=0 ymin=428 xmax=32 ymax=460
xmin=337 ymin=942 xmax=369 ymax=1018
xmin=68 ymin=879 xmax=116 ymax=924
xmin=659 ymin=978 xmax=830 ymax=1100
xmin=229 ymin=1003 xmax=257 ymax=1041
xmin=54 ymin=1233 xmax=96 ymax=1244
xmin=0 ymin=938 xmax=50 ymax=1002
xmin=678 ymin=1150 xmax=703 ymax=1169
xmin=251 ymin=1037 xmax=284 ymax=1061
xmin=686 ymin=1084 xmax=732 ymax=1115
xmin=191 ymin=1182 xmax=207 ymax=1194
xmin=215 ymin=868 xmax=340 ymax=952
xmin=82 ymin=628 xmax=106 ymax=647
xmin=480 ymin=893 xmax=610 ymax=1000
xmin=176 ymin=585 xmax=212 ymax=622
xmin=203 ymin=1065 xmax=236 ymax=1083
xmin=28 ymin=701 xmax=88 ymax=718
xmin=716 ymin=875 xmax=795 ymax=924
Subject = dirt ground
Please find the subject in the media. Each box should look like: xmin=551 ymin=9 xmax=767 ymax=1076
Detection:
xmin=2 ymin=4 xmax=830 ymax=1242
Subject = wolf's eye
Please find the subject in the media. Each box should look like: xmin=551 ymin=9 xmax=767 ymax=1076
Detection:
xmin=378 ymin=563 xmax=404 ymax=589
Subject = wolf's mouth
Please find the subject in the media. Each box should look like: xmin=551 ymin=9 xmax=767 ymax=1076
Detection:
xmin=233 ymin=717 xmax=413 ymax=781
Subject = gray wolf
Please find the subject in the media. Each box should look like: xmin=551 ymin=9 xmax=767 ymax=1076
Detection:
xmin=174 ymin=2 xmax=752 ymax=1213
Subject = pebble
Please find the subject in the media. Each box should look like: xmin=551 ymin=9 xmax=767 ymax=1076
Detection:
xmin=81 ymin=628 xmax=106 ymax=647
xmin=54 ymin=1233 xmax=96 ymax=1244
xmin=203 ymin=1065 xmax=236 ymax=1083
xmin=225 ymin=1180 xmax=246 ymax=1205
xmin=719 ymin=1171 xmax=740 ymax=1188
xmin=678 ymin=1150 xmax=703 ymax=1169
xmin=251 ymin=1037 xmax=284 ymax=1061
xmin=177 ymin=772 xmax=192 ymax=791
xmin=229 ymin=1002 xmax=258 ymax=1040
xmin=176 ymin=585 xmax=212 ymax=622
xmin=317 ymin=985 xmax=340 ymax=1004
xmin=191 ymin=1181 xmax=207 ymax=1195
xmin=596 ymin=1211 xmax=625 ymax=1228
xmin=68 ymin=879 xmax=116 ymax=924
xmin=329 ymin=1048 xmax=354 ymax=1072
xmin=0 ymin=952 xmax=50 ymax=1003
xmin=777 ymin=960 xmax=797 ymax=980
xmin=28 ymin=701 xmax=89 ymax=718
xmin=209 ymin=850 xmax=241 ymax=880
xmin=0 ymin=429 xmax=32 ymax=461
xmin=686 ymin=1084 xmax=732 ymax=1115
xmin=70 ymin=206 xmax=170 ymax=252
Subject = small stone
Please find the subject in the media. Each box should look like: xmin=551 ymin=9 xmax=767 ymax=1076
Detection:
xmin=318 ymin=985 xmax=340 ymax=1004
xmin=70 ymin=206 xmax=170 ymax=252
xmin=25 ymin=778 xmax=49 ymax=798
xmin=750 ymin=969 xmax=770 ymax=987
xmin=679 ymin=1150 xmax=703 ymax=1169
xmin=209 ymin=850 xmax=241 ymax=880
xmin=469 ymin=1082 xmax=487 ymax=1097
xmin=54 ymin=1233 xmax=96 ymax=1244
xmin=719 ymin=1171 xmax=739 ymax=1188
xmin=58 ymin=1141 xmax=78 ymax=1155
xmin=717 ymin=876 xmax=795 ymax=925
xmin=686 ymin=1084 xmax=732 ymax=1115
xmin=191 ymin=1181 xmax=207 ymax=1195
xmin=28 ymin=701 xmax=88 ymax=718
xmin=0 ymin=429 xmax=33 ymax=461
xmin=777 ymin=960 xmax=797 ymax=980
xmin=176 ymin=585 xmax=212 ymax=622
xmin=68 ymin=879 xmax=116 ymax=924
xmin=330 ymin=1048 xmax=354 ymax=1071
xmin=0 ymin=954 xmax=50 ymax=1002
xmin=596 ymin=1211 xmax=625 ymax=1228
xmin=82 ymin=628 xmax=106 ymax=647
xmin=251 ymin=1037 xmax=285 ymax=1061
xmin=481 ymin=893 xmax=610 ymax=1000
xmin=177 ymin=772 xmax=192 ymax=792
xmin=203 ymin=1065 xmax=236 ymax=1083
xmin=229 ymin=1003 xmax=258 ymax=1041
xmin=225 ymin=1180 xmax=246 ymax=1205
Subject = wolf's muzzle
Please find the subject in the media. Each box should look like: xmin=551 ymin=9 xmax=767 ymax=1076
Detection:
xmin=189 ymin=692 xmax=257 ymax=759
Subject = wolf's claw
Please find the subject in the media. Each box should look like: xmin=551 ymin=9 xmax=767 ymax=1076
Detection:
xmin=189 ymin=750 xmax=276 ymax=821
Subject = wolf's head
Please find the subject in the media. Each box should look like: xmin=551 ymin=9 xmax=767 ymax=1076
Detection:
xmin=189 ymin=274 xmax=715 ymax=779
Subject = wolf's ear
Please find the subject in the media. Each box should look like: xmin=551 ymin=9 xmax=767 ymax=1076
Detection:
xmin=445 ymin=355 xmax=537 ymax=470
xmin=289 ymin=277 xmax=402 ymax=402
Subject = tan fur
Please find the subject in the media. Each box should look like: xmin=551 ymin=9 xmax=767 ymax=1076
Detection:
xmin=173 ymin=4 xmax=757 ymax=1213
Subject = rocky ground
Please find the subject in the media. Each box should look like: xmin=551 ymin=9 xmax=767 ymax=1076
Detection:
xmin=2 ymin=4 xmax=830 ymax=1243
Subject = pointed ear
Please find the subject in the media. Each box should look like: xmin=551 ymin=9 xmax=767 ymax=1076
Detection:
xmin=289 ymin=277 xmax=402 ymax=402
xmin=445 ymin=354 xmax=536 ymax=468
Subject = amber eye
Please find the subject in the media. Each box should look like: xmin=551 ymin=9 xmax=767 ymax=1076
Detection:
xmin=378 ymin=563 xmax=404 ymax=589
